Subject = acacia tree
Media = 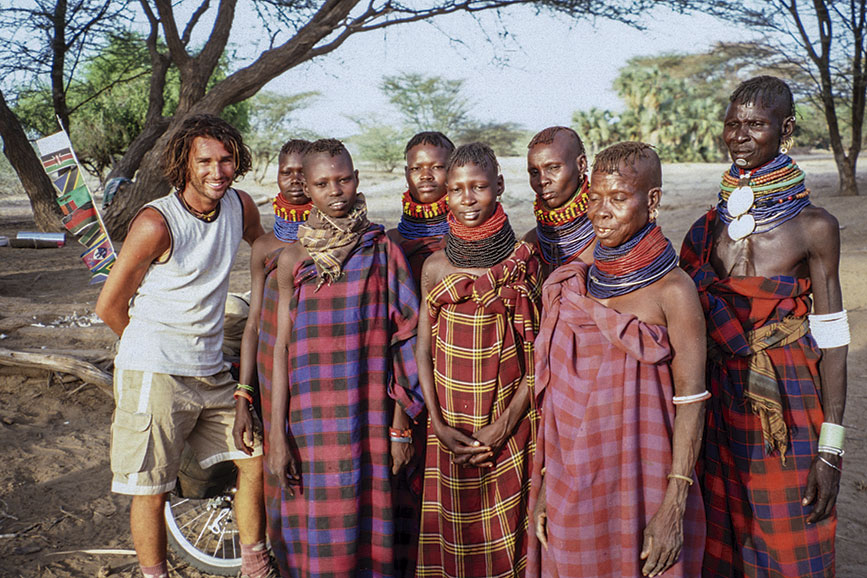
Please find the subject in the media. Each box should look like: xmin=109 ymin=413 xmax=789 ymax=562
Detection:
xmin=100 ymin=0 xmax=679 ymax=239
xmin=694 ymin=0 xmax=867 ymax=196
xmin=0 ymin=0 xmax=131 ymax=229
xmin=3 ymin=0 xmax=674 ymax=235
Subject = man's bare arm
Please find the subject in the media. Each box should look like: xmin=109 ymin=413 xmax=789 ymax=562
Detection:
xmin=95 ymin=208 xmax=170 ymax=337
xmin=238 ymin=189 xmax=265 ymax=245
xmin=802 ymin=209 xmax=847 ymax=523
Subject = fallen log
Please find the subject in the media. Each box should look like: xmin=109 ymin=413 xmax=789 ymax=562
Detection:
xmin=0 ymin=347 xmax=112 ymax=397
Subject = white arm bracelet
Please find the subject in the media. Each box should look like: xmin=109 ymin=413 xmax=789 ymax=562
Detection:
xmin=672 ymin=391 xmax=711 ymax=405
xmin=809 ymin=310 xmax=850 ymax=349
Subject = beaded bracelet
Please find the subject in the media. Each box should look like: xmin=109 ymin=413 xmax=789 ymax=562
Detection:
xmin=233 ymin=389 xmax=254 ymax=404
xmin=389 ymin=436 xmax=412 ymax=444
xmin=667 ymin=473 xmax=694 ymax=486
xmin=389 ymin=427 xmax=412 ymax=439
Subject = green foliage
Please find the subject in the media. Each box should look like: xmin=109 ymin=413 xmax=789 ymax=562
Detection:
xmin=353 ymin=73 xmax=529 ymax=169
xmin=10 ymin=32 xmax=250 ymax=180
xmin=246 ymin=90 xmax=319 ymax=182
xmin=456 ymin=121 xmax=526 ymax=157
xmin=0 ymin=153 xmax=24 ymax=196
xmin=572 ymin=56 xmax=729 ymax=162
xmin=572 ymin=43 xmax=833 ymax=161
xmin=381 ymin=73 xmax=470 ymax=134
xmin=349 ymin=118 xmax=408 ymax=173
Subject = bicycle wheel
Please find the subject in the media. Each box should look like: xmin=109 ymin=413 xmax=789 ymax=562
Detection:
xmin=165 ymin=488 xmax=242 ymax=576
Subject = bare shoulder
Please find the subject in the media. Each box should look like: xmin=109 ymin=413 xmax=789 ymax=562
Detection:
xmin=250 ymin=231 xmax=280 ymax=262
xmin=522 ymin=227 xmax=538 ymax=246
xmin=126 ymin=206 xmax=170 ymax=255
xmin=659 ymin=267 xmax=703 ymax=315
xmin=233 ymin=188 xmax=257 ymax=207
xmin=276 ymin=242 xmax=307 ymax=276
xmin=420 ymin=250 xmax=451 ymax=294
xmin=799 ymin=204 xmax=840 ymax=238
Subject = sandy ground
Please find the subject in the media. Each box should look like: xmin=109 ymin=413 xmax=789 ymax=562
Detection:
xmin=0 ymin=154 xmax=865 ymax=577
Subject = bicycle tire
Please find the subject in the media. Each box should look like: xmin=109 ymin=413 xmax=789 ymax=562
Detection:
xmin=165 ymin=489 xmax=242 ymax=576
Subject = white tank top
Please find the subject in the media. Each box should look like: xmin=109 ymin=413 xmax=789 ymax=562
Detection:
xmin=115 ymin=189 xmax=244 ymax=375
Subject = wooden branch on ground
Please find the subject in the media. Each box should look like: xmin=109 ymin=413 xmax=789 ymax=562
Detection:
xmin=0 ymin=347 xmax=112 ymax=397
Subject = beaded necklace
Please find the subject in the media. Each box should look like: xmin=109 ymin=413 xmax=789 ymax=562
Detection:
xmin=717 ymin=153 xmax=810 ymax=240
xmin=396 ymin=190 xmax=450 ymax=239
xmin=445 ymin=203 xmax=517 ymax=269
xmin=587 ymin=222 xmax=678 ymax=299
xmin=272 ymin=194 xmax=312 ymax=242
xmin=534 ymin=179 xmax=595 ymax=266
xmin=177 ymin=191 xmax=219 ymax=222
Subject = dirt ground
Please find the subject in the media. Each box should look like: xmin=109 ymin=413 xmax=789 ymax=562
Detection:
xmin=0 ymin=155 xmax=865 ymax=577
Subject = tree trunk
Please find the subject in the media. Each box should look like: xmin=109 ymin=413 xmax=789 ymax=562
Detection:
xmin=0 ymin=90 xmax=64 ymax=232
xmin=106 ymin=116 xmax=171 ymax=180
xmin=837 ymin=154 xmax=859 ymax=196
xmin=103 ymin=136 xmax=173 ymax=240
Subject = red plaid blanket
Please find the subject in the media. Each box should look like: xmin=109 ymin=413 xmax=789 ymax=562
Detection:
xmin=681 ymin=211 xmax=834 ymax=577
xmin=417 ymin=242 xmax=541 ymax=578
xmin=527 ymin=262 xmax=705 ymax=577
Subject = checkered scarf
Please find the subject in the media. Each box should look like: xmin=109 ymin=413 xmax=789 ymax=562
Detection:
xmin=297 ymin=193 xmax=369 ymax=288
xmin=741 ymin=315 xmax=809 ymax=464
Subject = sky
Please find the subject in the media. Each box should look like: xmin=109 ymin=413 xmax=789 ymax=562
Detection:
xmin=229 ymin=4 xmax=762 ymax=138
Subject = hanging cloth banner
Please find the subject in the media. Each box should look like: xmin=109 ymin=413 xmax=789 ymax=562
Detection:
xmin=36 ymin=130 xmax=116 ymax=284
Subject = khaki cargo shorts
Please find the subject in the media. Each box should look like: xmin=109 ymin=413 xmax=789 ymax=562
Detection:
xmin=110 ymin=368 xmax=262 ymax=495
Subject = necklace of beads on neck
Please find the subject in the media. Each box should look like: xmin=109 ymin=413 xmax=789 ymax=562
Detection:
xmin=533 ymin=179 xmax=590 ymax=226
xmin=445 ymin=203 xmax=516 ymax=269
xmin=397 ymin=190 xmax=449 ymax=239
xmin=177 ymin=191 xmax=220 ymax=222
xmin=717 ymin=153 xmax=810 ymax=240
xmin=272 ymin=196 xmax=312 ymax=242
xmin=587 ymin=222 xmax=678 ymax=299
xmin=534 ymin=180 xmax=594 ymax=266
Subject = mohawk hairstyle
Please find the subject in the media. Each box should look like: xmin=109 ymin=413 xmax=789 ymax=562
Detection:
xmin=528 ymin=126 xmax=585 ymax=156
xmin=279 ymin=138 xmax=311 ymax=158
xmin=164 ymin=114 xmax=252 ymax=191
xmin=593 ymin=141 xmax=661 ymax=188
xmin=404 ymin=131 xmax=455 ymax=157
xmin=730 ymin=75 xmax=795 ymax=118
xmin=446 ymin=142 xmax=499 ymax=174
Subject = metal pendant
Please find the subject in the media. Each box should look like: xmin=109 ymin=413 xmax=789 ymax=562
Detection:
xmin=727 ymin=214 xmax=756 ymax=241
xmin=727 ymin=186 xmax=754 ymax=217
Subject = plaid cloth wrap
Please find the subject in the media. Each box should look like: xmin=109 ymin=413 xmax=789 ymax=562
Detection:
xmin=268 ymin=225 xmax=425 ymax=578
xmin=527 ymin=262 xmax=705 ymax=578
xmin=680 ymin=210 xmax=834 ymax=578
xmin=257 ymin=247 xmax=287 ymax=556
xmin=400 ymin=235 xmax=444 ymax=293
xmin=417 ymin=241 xmax=541 ymax=578
xmin=390 ymin=235 xmax=444 ymax=577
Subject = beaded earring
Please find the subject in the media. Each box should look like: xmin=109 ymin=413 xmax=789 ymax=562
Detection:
xmin=649 ymin=207 xmax=659 ymax=222
xmin=780 ymin=137 xmax=794 ymax=155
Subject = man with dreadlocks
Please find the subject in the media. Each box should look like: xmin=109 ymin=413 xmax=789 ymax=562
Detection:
xmin=680 ymin=76 xmax=848 ymax=577
xmin=267 ymin=138 xmax=424 ymax=577
xmin=385 ymin=131 xmax=455 ymax=576
xmin=523 ymin=126 xmax=595 ymax=276
xmin=415 ymin=142 xmax=541 ymax=577
xmin=231 ymin=139 xmax=312 ymax=562
xmin=528 ymin=141 xmax=706 ymax=578
xmin=95 ymin=114 xmax=271 ymax=578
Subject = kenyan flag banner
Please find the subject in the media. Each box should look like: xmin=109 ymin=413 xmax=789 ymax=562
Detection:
xmin=36 ymin=130 xmax=116 ymax=283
